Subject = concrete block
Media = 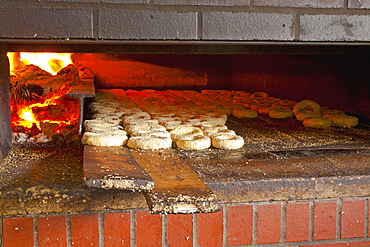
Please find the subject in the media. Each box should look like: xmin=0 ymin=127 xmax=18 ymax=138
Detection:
xmin=202 ymin=12 xmax=294 ymax=41
xmin=98 ymin=10 xmax=198 ymax=40
xmin=300 ymin=14 xmax=370 ymax=41
xmin=348 ymin=0 xmax=370 ymax=9
xmin=154 ymin=0 xmax=249 ymax=6
xmin=0 ymin=8 xmax=93 ymax=39
xmin=254 ymin=0 xmax=343 ymax=8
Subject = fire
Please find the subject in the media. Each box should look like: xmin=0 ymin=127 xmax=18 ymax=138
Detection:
xmin=17 ymin=107 xmax=37 ymax=129
xmin=7 ymin=52 xmax=73 ymax=75
xmin=13 ymin=94 xmax=72 ymax=133
xmin=8 ymin=52 xmax=80 ymax=143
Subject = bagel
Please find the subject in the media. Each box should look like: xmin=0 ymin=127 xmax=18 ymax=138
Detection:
xmin=208 ymin=129 xmax=236 ymax=138
xmin=295 ymin=110 xmax=322 ymax=121
xmin=327 ymin=115 xmax=358 ymax=128
xmin=268 ymin=108 xmax=294 ymax=119
xmin=82 ymin=131 xmax=128 ymax=146
xmin=202 ymin=125 xmax=229 ymax=136
xmin=211 ymin=134 xmax=244 ymax=149
xmin=170 ymin=126 xmax=203 ymax=142
xmin=293 ymin=100 xmax=321 ymax=115
xmin=176 ymin=135 xmax=211 ymax=150
xmin=258 ymin=106 xmax=273 ymax=115
xmin=124 ymin=122 xmax=166 ymax=135
xmin=302 ymin=117 xmax=331 ymax=128
xmin=130 ymin=130 xmax=171 ymax=138
xmin=232 ymin=108 xmax=258 ymax=119
xmin=127 ymin=136 xmax=172 ymax=150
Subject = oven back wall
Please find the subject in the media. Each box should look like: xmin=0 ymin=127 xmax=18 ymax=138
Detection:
xmin=232 ymin=54 xmax=370 ymax=117
xmin=72 ymin=53 xmax=232 ymax=90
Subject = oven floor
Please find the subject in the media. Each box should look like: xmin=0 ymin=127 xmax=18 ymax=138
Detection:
xmin=1 ymin=116 xmax=370 ymax=216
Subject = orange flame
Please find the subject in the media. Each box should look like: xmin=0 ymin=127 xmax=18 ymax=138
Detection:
xmin=9 ymin=52 xmax=76 ymax=135
xmin=17 ymin=106 xmax=38 ymax=129
xmin=7 ymin=52 xmax=73 ymax=75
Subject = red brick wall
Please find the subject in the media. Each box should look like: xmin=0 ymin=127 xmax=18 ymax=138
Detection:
xmin=2 ymin=198 xmax=370 ymax=247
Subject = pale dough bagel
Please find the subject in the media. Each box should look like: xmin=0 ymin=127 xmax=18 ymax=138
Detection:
xmin=302 ymin=117 xmax=332 ymax=128
xmin=211 ymin=134 xmax=244 ymax=149
xmin=84 ymin=120 xmax=123 ymax=132
xmin=82 ymin=131 xmax=128 ymax=146
xmin=295 ymin=110 xmax=322 ymax=121
xmin=127 ymin=136 xmax=172 ymax=150
xmin=170 ymin=126 xmax=203 ymax=142
xmin=121 ymin=112 xmax=151 ymax=124
xmin=208 ymin=129 xmax=236 ymax=138
xmin=327 ymin=115 xmax=358 ymax=128
xmin=94 ymin=99 xmax=121 ymax=107
xmin=193 ymin=121 xmax=225 ymax=129
xmin=232 ymin=108 xmax=258 ymax=119
xmin=130 ymin=130 xmax=171 ymax=138
xmin=85 ymin=125 xmax=125 ymax=134
xmin=176 ymin=135 xmax=211 ymax=150
xmin=164 ymin=122 xmax=192 ymax=131
xmin=91 ymin=116 xmax=122 ymax=125
xmin=293 ymin=100 xmax=321 ymax=115
xmin=90 ymin=105 xmax=117 ymax=114
xmin=125 ymin=122 xmax=166 ymax=135
xmin=196 ymin=113 xmax=228 ymax=125
xmin=268 ymin=108 xmax=294 ymax=119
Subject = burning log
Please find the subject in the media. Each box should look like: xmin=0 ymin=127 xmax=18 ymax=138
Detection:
xmin=10 ymin=62 xmax=81 ymax=145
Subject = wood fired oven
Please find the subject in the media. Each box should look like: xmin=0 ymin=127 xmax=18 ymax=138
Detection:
xmin=1 ymin=1 xmax=370 ymax=246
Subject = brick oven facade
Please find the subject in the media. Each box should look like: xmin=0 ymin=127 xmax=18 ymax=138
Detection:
xmin=1 ymin=1 xmax=370 ymax=246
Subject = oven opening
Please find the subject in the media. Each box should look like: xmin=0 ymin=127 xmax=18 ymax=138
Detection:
xmin=1 ymin=48 xmax=370 ymax=214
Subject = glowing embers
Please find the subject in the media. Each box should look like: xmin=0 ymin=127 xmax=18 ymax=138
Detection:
xmin=9 ymin=52 xmax=80 ymax=145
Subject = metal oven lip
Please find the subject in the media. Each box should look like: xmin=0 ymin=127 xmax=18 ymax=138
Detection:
xmin=3 ymin=39 xmax=370 ymax=54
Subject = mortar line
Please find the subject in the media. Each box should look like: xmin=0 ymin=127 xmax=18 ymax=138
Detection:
xmin=0 ymin=216 xmax=2 ymax=247
xmin=281 ymin=202 xmax=286 ymax=243
xmin=66 ymin=215 xmax=72 ymax=247
xmin=99 ymin=212 xmax=104 ymax=247
xmin=344 ymin=0 xmax=349 ymax=9
xmin=365 ymin=198 xmax=369 ymax=238
xmin=130 ymin=210 xmax=136 ymax=247
xmin=93 ymin=9 xmax=99 ymax=40
xmin=33 ymin=216 xmax=38 ymax=247
xmin=197 ymin=11 xmax=203 ymax=40
xmin=162 ymin=214 xmax=167 ymax=247
xmin=337 ymin=199 xmax=343 ymax=240
xmin=223 ymin=205 xmax=227 ymax=246
xmin=252 ymin=203 xmax=258 ymax=245
xmin=309 ymin=200 xmax=314 ymax=242
xmin=193 ymin=213 xmax=198 ymax=246
xmin=294 ymin=14 xmax=300 ymax=41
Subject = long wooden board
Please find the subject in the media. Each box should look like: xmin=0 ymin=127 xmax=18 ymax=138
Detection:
xmin=130 ymin=149 xmax=220 ymax=214
xmin=83 ymin=146 xmax=154 ymax=192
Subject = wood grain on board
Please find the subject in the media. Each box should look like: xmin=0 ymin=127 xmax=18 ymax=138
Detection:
xmin=83 ymin=145 xmax=154 ymax=192
xmin=130 ymin=149 xmax=220 ymax=214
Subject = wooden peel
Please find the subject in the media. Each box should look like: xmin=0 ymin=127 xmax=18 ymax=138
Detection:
xmin=130 ymin=149 xmax=220 ymax=214
xmin=83 ymin=146 xmax=154 ymax=192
